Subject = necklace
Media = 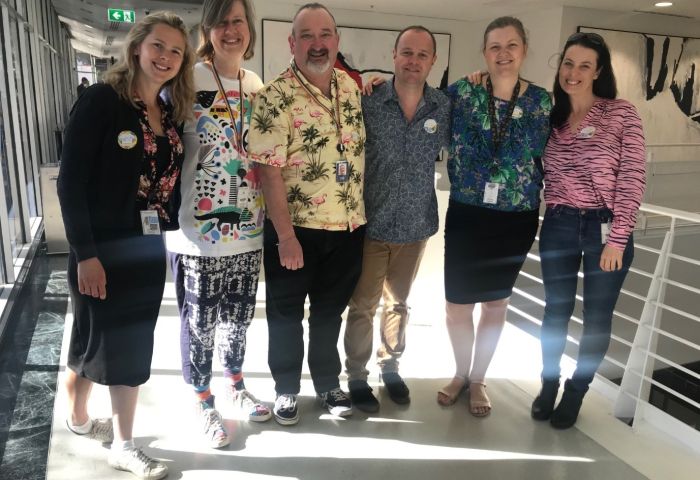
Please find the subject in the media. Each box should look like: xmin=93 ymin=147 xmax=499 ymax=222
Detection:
xmin=486 ymin=77 xmax=520 ymax=175
xmin=290 ymin=61 xmax=346 ymax=154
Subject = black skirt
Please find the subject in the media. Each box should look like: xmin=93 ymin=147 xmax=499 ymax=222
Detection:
xmin=444 ymin=200 xmax=538 ymax=304
xmin=67 ymin=231 xmax=166 ymax=386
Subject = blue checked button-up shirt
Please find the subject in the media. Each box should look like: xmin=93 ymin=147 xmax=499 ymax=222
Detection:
xmin=361 ymin=80 xmax=450 ymax=243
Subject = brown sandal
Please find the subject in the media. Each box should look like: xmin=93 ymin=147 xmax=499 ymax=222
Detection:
xmin=437 ymin=376 xmax=468 ymax=407
xmin=468 ymin=382 xmax=492 ymax=417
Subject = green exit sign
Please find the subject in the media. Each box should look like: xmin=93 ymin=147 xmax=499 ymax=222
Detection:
xmin=107 ymin=8 xmax=135 ymax=23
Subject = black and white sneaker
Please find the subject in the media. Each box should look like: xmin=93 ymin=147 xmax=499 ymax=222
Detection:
xmin=273 ymin=394 xmax=299 ymax=426
xmin=318 ymin=387 xmax=353 ymax=417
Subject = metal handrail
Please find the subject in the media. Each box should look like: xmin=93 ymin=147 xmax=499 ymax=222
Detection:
xmin=511 ymin=201 xmax=700 ymax=453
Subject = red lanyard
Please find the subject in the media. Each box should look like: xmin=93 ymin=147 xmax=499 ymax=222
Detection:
xmin=208 ymin=61 xmax=245 ymax=154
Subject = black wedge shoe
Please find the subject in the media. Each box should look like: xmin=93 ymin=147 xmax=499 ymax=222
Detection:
xmin=531 ymin=378 xmax=560 ymax=421
xmin=550 ymin=379 xmax=587 ymax=429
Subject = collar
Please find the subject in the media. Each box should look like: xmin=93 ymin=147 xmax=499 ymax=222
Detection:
xmin=289 ymin=59 xmax=336 ymax=98
xmin=378 ymin=77 xmax=439 ymax=110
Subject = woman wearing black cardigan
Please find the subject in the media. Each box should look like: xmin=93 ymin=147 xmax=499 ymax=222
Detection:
xmin=57 ymin=12 xmax=194 ymax=479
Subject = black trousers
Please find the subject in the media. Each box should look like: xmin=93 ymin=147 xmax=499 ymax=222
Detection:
xmin=263 ymin=220 xmax=365 ymax=394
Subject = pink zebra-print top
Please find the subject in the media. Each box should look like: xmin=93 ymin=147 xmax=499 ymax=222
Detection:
xmin=543 ymin=98 xmax=646 ymax=250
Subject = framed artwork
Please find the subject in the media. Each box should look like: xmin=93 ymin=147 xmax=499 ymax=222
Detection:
xmin=261 ymin=19 xmax=451 ymax=89
xmin=578 ymin=26 xmax=700 ymax=151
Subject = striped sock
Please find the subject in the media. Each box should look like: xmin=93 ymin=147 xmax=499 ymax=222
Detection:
xmin=194 ymin=385 xmax=212 ymax=402
xmin=224 ymin=369 xmax=245 ymax=391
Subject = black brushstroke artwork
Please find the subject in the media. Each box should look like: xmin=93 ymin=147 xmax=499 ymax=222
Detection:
xmin=645 ymin=35 xmax=699 ymax=125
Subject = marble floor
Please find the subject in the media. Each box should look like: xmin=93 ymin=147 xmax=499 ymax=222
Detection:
xmin=0 ymin=249 xmax=69 ymax=480
xmin=1 ymin=161 xmax=699 ymax=479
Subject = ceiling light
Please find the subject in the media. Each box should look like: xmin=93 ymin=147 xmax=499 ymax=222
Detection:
xmin=654 ymin=2 xmax=673 ymax=6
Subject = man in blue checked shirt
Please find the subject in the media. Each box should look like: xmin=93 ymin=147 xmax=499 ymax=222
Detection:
xmin=344 ymin=25 xmax=450 ymax=412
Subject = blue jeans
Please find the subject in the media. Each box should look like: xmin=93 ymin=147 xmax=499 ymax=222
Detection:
xmin=539 ymin=205 xmax=634 ymax=391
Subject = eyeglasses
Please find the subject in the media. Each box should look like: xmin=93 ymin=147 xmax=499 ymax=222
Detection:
xmin=567 ymin=32 xmax=605 ymax=45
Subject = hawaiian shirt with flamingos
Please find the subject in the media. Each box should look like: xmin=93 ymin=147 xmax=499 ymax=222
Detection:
xmin=249 ymin=63 xmax=366 ymax=232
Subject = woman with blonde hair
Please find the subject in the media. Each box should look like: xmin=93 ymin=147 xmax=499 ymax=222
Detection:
xmin=165 ymin=0 xmax=270 ymax=449
xmin=58 ymin=11 xmax=194 ymax=479
xmin=439 ymin=16 xmax=551 ymax=416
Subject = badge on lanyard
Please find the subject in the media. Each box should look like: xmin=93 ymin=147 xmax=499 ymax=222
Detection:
xmin=140 ymin=210 xmax=161 ymax=235
xmin=601 ymin=221 xmax=611 ymax=244
xmin=336 ymin=160 xmax=349 ymax=183
xmin=483 ymin=182 xmax=501 ymax=204
xmin=118 ymin=130 xmax=138 ymax=149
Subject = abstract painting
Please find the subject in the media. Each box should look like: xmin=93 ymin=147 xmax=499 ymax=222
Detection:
xmin=262 ymin=20 xmax=451 ymax=89
xmin=579 ymin=27 xmax=700 ymax=155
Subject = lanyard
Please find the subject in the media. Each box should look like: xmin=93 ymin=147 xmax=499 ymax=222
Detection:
xmin=289 ymin=61 xmax=346 ymax=154
xmin=486 ymin=76 xmax=520 ymax=174
xmin=208 ymin=61 xmax=245 ymax=154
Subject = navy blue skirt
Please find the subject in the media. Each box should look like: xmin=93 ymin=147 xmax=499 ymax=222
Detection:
xmin=67 ymin=231 xmax=166 ymax=386
xmin=444 ymin=200 xmax=538 ymax=304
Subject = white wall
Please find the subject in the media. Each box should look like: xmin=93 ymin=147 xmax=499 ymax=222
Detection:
xmin=512 ymin=7 xmax=565 ymax=91
xmin=560 ymin=6 xmax=700 ymax=45
xmin=246 ymin=0 xmax=477 ymax=84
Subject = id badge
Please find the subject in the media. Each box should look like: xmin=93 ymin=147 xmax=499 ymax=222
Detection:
xmin=335 ymin=160 xmax=349 ymax=183
xmin=601 ymin=221 xmax=611 ymax=244
xmin=140 ymin=210 xmax=161 ymax=235
xmin=483 ymin=182 xmax=501 ymax=204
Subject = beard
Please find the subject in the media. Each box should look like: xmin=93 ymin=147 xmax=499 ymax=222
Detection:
xmin=304 ymin=49 xmax=333 ymax=75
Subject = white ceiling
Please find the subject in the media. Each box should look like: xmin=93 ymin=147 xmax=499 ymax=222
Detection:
xmin=52 ymin=0 xmax=700 ymax=58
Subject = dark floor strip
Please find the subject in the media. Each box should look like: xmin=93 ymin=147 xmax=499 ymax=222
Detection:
xmin=0 ymin=247 xmax=68 ymax=480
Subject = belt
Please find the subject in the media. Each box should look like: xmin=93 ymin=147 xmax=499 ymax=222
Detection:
xmin=547 ymin=204 xmax=612 ymax=220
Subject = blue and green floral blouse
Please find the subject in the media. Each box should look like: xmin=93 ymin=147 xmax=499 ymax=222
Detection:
xmin=447 ymin=79 xmax=551 ymax=211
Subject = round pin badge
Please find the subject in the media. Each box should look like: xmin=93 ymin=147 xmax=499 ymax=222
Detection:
xmin=512 ymin=106 xmax=523 ymax=119
xmin=578 ymin=126 xmax=596 ymax=139
xmin=424 ymin=119 xmax=437 ymax=134
xmin=117 ymin=130 xmax=138 ymax=149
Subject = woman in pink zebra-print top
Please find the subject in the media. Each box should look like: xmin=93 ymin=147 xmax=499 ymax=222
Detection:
xmin=531 ymin=31 xmax=646 ymax=430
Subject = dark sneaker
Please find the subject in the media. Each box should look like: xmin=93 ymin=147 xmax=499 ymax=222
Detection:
xmin=348 ymin=380 xmax=380 ymax=413
xmin=318 ymin=387 xmax=353 ymax=417
xmin=273 ymin=394 xmax=299 ymax=426
xmin=381 ymin=372 xmax=411 ymax=405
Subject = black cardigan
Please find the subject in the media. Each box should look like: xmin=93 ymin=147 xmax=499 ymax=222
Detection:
xmin=57 ymin=83 xmax=183 ymax=261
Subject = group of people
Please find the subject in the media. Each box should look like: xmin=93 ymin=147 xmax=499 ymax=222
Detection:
xmin=56 ymin=1 xmax=645 ymax=479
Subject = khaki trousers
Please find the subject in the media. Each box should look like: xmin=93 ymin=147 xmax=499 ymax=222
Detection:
xmin=344 ymin=237 xmax=427 ymax=381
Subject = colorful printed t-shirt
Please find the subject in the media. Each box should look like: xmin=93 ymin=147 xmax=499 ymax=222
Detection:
xmin=447 ymin=79 xmax=552 ymax=211
xmin=166 ymin=63 xmax=264 ymax=257
xmin=248 ymin=63 xmax=366 ymax=231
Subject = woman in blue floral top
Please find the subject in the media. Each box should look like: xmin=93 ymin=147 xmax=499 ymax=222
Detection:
xmin=438 ymin=16 xmax=551 ymax=417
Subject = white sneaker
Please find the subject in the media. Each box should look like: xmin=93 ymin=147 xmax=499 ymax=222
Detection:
xmin=231 ymin=389 xmax=272 ymax=423
xmin=66 ymin=417 xmax=114 ymax=443
xmin=196 ymin=398 xmax=230 ymax=448
xmin=108 ymin=447 xmax=168 ymax=480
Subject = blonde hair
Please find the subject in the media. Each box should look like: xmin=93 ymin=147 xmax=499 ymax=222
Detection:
xmin=103 ymin=11 xmax=195 ymax=124
xmin=198 ymin=0 xmax=257 ymax=61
